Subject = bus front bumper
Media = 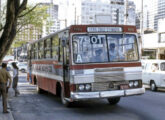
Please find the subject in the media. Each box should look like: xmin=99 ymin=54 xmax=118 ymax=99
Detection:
xmin=71 ymin=88 xmax=145 ymax=100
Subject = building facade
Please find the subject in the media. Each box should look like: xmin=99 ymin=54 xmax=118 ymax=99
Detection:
xmin=40 ymin=3 xmax=60 ymax=36
xmin=59 ymin=0 xmax=136 ymax=28
xmin=143 ymin=0 xmax=165 ymax=31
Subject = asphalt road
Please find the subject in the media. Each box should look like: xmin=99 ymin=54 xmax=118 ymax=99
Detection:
xmin=8 ymin=75 xmax=165 ymax=120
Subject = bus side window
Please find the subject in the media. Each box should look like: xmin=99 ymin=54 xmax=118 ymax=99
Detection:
xmin=32 ymin=44 xmax=35 ymax=59
xmin=45 ymin=38 xmax=51 ymax=59
xmin=66 ymin=43 xmax=70 ymax=64
xmin=38 ymin=41 xmax=44 ymax=59
xmin=52 ymin=35 xmax=59 ymax=61
xmin=59 ymin=38 xmax=63 ymax=62
xmin=34 ymin=43 xmax=38 ymax=59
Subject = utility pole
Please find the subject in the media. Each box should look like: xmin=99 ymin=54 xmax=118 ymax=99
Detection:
xmin=125 ymin=0 xmax=128 ymax=25
xmin=75 ymin=6 xmax=77 ymax=24
xmin=140 ymin=0 xmax=144 ymax=48
xmin=0 ymin=0 xmax=1 ymax=20
xmin=51 ymin=0 xmax=53 ymax=4
xmin=74 ymin=0 xmax=77 ymax=24
xmin=116 ymin=9 xmax=119 ymax=25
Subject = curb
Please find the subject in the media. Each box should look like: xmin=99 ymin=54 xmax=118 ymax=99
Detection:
xmin=7 ymin=88 xmax=15 ymax=120
xmin=0 ymin=98 xmax=14 ymax=120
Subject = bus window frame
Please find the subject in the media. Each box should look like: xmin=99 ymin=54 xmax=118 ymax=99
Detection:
xmin=71 ymin=33 xmax=140 ymax=64
xmin=52 ymin=35 xmax=60 ymax=61
xmin=38 ymin=40 xmax=44 ymax=59
xmin=44 ymin=38 xmax=52 ymax=59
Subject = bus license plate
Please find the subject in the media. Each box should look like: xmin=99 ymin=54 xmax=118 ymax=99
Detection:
xmin=120 ymin=84 xmax=129 ymax=90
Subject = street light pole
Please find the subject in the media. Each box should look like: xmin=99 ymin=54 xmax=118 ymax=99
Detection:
xmin=74 ymin=0 xmax=77 ymax=24
xmin=140 ymin=0 xmax=144 ymax=48
xmin=125 ymin=0 xmax=128 ymax=25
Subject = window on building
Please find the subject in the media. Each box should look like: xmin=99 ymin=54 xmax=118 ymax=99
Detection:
xmin=159 ymin=33 xmax=165 ymax=43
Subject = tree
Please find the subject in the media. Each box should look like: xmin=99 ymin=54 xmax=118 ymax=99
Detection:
xmin=12 ymin=5 xmax=49 ymax=48
xmin=0 ymin=0 xmax=28 ymax=62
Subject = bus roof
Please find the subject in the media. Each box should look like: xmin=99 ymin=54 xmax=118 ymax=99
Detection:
xmin=29 ymin=24 xmax=137 ymax=44
xmin=69 ymin=24 xmax=137 ymax=33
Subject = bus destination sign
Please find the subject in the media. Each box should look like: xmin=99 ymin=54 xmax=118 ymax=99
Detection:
xmin=87 ymin=27 xmax=122 ymax=32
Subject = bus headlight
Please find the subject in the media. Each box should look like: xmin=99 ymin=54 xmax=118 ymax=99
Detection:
xmin=79 ymin=85 xmax=85 ymax=91
xmin=129 ymin=81 xmax=134 ymax=88
xmin=85 ymin=84 xmax=91 ymax=90
xmin=134 ymin=81 xmax=139 ymax=87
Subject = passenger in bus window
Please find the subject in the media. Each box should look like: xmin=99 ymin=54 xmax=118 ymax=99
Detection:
xmin=92 ymin=49 xmax=103 ymax=62
xmin=109 ymin=43 xmax=117 ymax=61
xmin=118 ymin=46 xmax=125 ymax=61
xmin=82 ymin=51 xmax=89 ymax=62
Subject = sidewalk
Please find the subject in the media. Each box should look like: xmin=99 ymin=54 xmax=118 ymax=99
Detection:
xmin=0 ymin=72 xmax=26 ymax=120
xmin=0 ymin=89 xmax=14 ymax=120
xmin=0 ymin=85 xmax=14 ymax=120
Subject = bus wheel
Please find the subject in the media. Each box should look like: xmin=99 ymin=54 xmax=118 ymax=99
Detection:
xmin=61 ymin=88 xmax=71 ymax=107
xmin=37 ymin=86 xmax=44 ymax=94
xmin=107 ymin=97 xmax=120 ymax=105
xmin=150 ymin=81 xmax=157 ymax=91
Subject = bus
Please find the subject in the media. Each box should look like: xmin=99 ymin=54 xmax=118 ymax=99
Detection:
xmin=27 ymin=24 xmax=145 ymax=106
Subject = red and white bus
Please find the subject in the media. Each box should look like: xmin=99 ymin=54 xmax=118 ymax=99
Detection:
xmin=27 ymin=24 xmax=145 ymax=106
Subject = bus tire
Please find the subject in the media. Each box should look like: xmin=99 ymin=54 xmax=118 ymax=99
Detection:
xmin=150 ymin=81 xmax=157 ymax=91
xmin=61 ymin=88 xmax=71 ymax=107
xmin=37 ymin=86 xmax=44 ymax=94
xmin=107 ymin=97 xmax=120 ymax=105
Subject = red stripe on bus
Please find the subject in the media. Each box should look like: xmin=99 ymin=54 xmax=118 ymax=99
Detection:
xmin=69 ymin=25 xmax=137 ymax=33
xmin=70 ymin=62 xmax=141 ymax=70
xmin=32 ymin=61 xmax=62 ymax=69
xmin=32 ymin=60 xmax=59 ymax=64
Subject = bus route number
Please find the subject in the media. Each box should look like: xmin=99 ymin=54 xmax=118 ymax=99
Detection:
xmin=90 ymin=35 xmax=104 ymax=44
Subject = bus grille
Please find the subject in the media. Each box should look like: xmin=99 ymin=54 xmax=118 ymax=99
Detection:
xmin=92 ymin=81 xmax=128 ymax=91
xmin=94 ymin=67 xmax=125 ymax=82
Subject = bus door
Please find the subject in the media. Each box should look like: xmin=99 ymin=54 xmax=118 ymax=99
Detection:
xmin=61 ymin=38 xmax=70 ymax=98
xmin=28 ymin=47 xmax=32 ymax=84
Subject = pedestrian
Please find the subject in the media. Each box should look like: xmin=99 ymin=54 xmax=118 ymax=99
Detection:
xmin=0 ymin=63 xmax=12 ymax=113
xmin=11 ymin=62 xmax=20 ymax=97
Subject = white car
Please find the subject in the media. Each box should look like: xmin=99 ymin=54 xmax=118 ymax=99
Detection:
xmin=17 ymin=62 xmax=27 ymax=73
xmin=142 ymin=60 xmax=165 ymax=91
xmin=3 ymin=55 xmax=14 ymax=63
xmin=7 ymin=61 xmax=27 ymax=73
xmin=7 ymin=61 xmax=18 ymax=71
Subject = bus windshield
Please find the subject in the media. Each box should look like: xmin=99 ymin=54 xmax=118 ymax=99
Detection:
xmin=73 ymin=34 xmax=139 ymax=63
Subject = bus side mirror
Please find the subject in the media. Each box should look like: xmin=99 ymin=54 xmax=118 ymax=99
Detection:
xmin=61 ymin=37 xmax=67 ymax=47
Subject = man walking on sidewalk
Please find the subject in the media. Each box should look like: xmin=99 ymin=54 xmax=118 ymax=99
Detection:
xmin=0 ymin=63 xmax=12 ymax=113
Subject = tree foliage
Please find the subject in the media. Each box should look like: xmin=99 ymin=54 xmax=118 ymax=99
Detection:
xmin=12 ymin=5 xmax=49 ymax=48
xmin=0 ymin=0 xmax=50 ymax=62
xmin=17 ymin=5 xmax=49 ymax=33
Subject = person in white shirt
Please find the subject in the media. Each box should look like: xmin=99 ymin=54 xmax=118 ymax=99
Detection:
xmin=12 ymin=62 xmax=20 ymax=97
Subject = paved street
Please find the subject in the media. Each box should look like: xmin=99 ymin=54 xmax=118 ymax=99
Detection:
xmin=3 ymin=74 xmax=165 ymax=120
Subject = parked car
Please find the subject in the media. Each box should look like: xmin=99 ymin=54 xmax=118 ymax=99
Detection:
xmin=142 ymin=60 xmax=165 ymax=91
xmin=7 ymin=61 xmax=27 ymax=73
xmin=17 ymin=62 xmax=27 ymax=73
xmin=2 ymin=55 xmax=14 ymax=63
xmin=7 ymin=61 xmax=18 ymax=71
